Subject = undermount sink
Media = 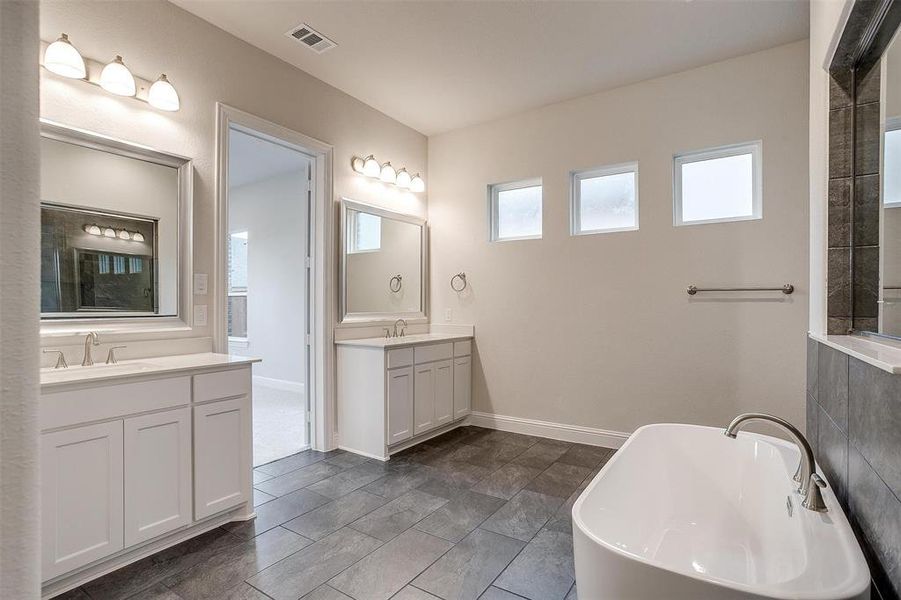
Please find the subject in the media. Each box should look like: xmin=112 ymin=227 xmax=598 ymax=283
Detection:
xmin=572 ymin=423 xmax=870 ymax=600
xmin=40 ymin=361 xmax=158 ymax=383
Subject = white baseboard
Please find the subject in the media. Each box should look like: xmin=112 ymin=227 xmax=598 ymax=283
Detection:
xmin=467 ymin=411 xmax=629 ymax=449
xmin=253 ymin=375 xmax=304 ymax=394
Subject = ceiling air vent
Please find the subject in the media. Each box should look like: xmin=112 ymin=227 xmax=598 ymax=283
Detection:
xmin=285 ymin=23 xmax=337 ymax=54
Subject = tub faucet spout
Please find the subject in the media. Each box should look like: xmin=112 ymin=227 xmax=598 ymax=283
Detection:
xmin=724 ymin=412 xmax=827 ymax=512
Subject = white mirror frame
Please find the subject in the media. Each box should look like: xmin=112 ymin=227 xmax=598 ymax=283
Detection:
xmin=339 ymin=198 xmax=428 ymax=325
xmin=39 ymin=119 xmax=194 ymax=338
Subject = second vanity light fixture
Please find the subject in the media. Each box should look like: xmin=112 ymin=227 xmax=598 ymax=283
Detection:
xmin=351 ymin=155 xmax=425 ymax=192
xmin=84 ymin=223 xmax=146 ymax=242
xmin=42 ymin=33 xmax=180 ymax=112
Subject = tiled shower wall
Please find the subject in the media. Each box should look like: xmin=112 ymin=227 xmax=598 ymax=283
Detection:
xmin=827 ymin=61 xmax=882 ymax=334
xmin=807 ymin=339 xmax=901 ymax=599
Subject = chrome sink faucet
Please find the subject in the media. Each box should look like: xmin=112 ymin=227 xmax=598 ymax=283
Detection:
xmin=393 ymin=319 xmax=407 ymax=338
xmin=82 ymin=331 xmax=100 ymax=366
xmin=724 ymin=412 xmax=827 ymax=512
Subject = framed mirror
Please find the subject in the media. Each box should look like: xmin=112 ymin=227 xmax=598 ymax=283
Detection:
xmin=39 ymin=121 xmax=192 ymax=329
xmin=339 ymin=198 xmax=428 ymax=324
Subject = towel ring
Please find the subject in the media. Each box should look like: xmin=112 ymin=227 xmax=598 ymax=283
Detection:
xmin=450 ymin=272 xmax=467 ymax=292
xmin=389 ymin=274 xmax=402 ymax=293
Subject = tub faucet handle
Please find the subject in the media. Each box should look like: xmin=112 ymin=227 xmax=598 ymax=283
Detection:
xmin=802 ymin=473 xmax=828 ymax=512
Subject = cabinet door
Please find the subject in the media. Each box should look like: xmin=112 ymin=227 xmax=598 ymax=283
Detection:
xmin=387 ymin=367 xmax=414 ymax=445
xmin=124 ymin=408 xmax=192 ymax=546
xmin=193 ymin=397 xmax=250 ymax=519
xmin=42 ymin=421 xmax=124 ymax=581
xmin=454 ymin=356 xmax=472 ymax=419
xmin=434 ymin=360 xmax=454 ymax=426
xmin=413 ymin=363 xmax=436 ymax=435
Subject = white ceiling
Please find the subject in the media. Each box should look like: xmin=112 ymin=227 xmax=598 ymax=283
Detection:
xmin=173 ymin=0 xmax=809 ymax=136
xmin=228 ymin=128 xmax=308 ymax=188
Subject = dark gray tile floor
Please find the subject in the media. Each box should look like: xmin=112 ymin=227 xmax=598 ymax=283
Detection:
xmin=59 ymin=426 xmax=614 ymax=600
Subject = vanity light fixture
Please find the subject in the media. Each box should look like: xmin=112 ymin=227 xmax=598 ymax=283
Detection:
xmin=117 ymin=229 xmax=131 ymax=240
xmin=351 ymin=155 xmax=424 ymax=192
xmin=100 ymin=55 xmax=136 ymax=97
xmin=42 ymin=37 xmax=181 ymax=111
xmin=102 ymin=226 xmax=117 ymax=238
xmin=83 ymin=224 xmax=102 ymax=235
xmin=362 ymin=155 xmax=381 ymax=177
xmin=380 ymin=162 xmax=397 ymax=184
xmin=396 ymin=168 xmax=412 ymax=189
xmin=43 ymin=33 xmax=86 ymax=79
xmin=148 ymin=74 xmax=180 ymax=111
xmin=132 ymin=231 xmax=145 ymax=242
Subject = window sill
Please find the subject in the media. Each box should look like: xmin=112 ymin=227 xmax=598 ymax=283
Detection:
xmin=809 ymin=332 xmax=901 ymax=374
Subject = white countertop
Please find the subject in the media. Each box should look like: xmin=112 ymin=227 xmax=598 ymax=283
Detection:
xmin=809 ymin=333 xmax=901 ymax=374
xmin=41 ymin=352 xmax=260 ymax=390
xmin=335 ymin=332 xmax=472 ymax=349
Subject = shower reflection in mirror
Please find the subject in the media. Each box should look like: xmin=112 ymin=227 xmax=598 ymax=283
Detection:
xmin=41 ymin=204 xmax=159 ymax=314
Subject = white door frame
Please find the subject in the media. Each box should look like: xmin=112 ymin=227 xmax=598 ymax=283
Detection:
xmin=215 ymin=103 xmax=336 ymax=451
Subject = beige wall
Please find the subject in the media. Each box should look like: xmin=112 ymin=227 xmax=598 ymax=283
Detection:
xmin=429 ymin=41 xmax=810 ymax=434
xmin=39 ymin=0 xmax=427 ymax=344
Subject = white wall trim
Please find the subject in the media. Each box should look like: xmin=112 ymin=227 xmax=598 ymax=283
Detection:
xmin=215 ymin=103 xmax=335 ymax=452
xmin=253 ymin=375 xmax=305 ymax=394
xmin=467 ymin=411 xmax=629 ymax=449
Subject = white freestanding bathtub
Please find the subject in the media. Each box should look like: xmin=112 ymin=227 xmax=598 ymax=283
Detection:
xmin=572 ymin=424 xmax=870 ymax=600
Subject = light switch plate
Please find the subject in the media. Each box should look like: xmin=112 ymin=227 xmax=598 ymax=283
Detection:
xmin=193 ymin=273 xmax=208 ymax=295
xmin=445 ymin=308 xmax=453 ymax=322
xmin=194 ymin=304 xmax=208 ymax=327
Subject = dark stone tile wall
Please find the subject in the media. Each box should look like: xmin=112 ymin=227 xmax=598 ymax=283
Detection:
xmin=808 ymin=339 xmax=901 ymax=599
xmin=827 ymin=56 xmax=882 ymax=334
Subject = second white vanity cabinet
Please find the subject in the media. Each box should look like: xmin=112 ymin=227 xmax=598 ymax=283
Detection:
xmin=40 ymin=354 xmax=257 ymax=595
xmin=338 ymin=333 xmax=473 ymax=459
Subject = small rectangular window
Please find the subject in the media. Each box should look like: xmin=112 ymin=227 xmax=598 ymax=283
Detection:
xmin=884 ymin=119 xmax=901 ymax=208
xmin=227 ymin=231 xmax=248 ymax=292
xmin=490 ymin=178 xmax=542 ymax=241
xmin=674 ymin=141 xmax=762 ymax=226
xmin=571 ymin=162 xmax=638 ymax=235
xmin=347 ymin=211 xmax=381 ymax=253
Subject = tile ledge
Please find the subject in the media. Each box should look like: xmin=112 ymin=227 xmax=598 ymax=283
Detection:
xmin=809 ymin=333 xmax=901 ymax=374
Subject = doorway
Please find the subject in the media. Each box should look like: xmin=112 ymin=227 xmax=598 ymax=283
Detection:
xmin=224 ymin=124 xmax=313 ymax=467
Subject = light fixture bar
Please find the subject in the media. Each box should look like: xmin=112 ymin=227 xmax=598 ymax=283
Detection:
xmin=39 ymin=39 xmax=179 ymax=111
xmin=351 ymin=155 xmax=425 ymax=193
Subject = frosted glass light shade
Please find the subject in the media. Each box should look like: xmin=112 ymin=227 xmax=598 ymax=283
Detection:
xmin=83 ymin=224 xmax=101 ymax=236
xmin=362 ymin=155 xmax=380 ymax=177
xmin=148 ymin=74 xmax=180 ymax=111
xmin=380 ymin=162 xmax=396 ymax=184
xmin=410 ymin=174 xmax=425 ymax=193
xmin=132 ymin=231 xmax=145 ymax=242
xmin=100 ymin=56 xmax=136 ymax=97
xmin=117 ymin=230 xmax=131 ymax=240
xmin=395 ymin=168 xmax=412 ymax=189
xmin=102 ymin=227 xmax=116 ymax=238
xmin=351 ymin=156 xmax=365 ymax=174
xmin=44 ymin=34 xmax=86 ymax=79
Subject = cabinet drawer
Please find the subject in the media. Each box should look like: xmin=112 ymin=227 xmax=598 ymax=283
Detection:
xmin=453 ymin=340 xmax=472 ymax=357
xmin=387 ymin=347 xmax=414 ymax=369
xmin=193 ymin=367 xmax=251 ymax=403
xmin=41 ymin=377 xmax=190 ymax=431
xmin=414 ymin=343 xmax=453 ymax=364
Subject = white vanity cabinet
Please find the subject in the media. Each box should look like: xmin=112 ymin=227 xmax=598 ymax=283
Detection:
xmin=124 ymin=407 xmax=192 ymax=547
xmin=337 ymin=334 xmax=473 ymax=459
xmin=39 ymin=355 xmax=257 ymax=594
xmin=41 ymin=420 xmax=125 ymax=580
